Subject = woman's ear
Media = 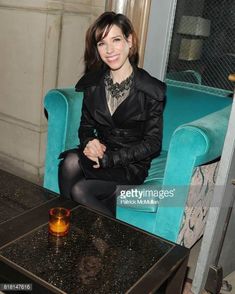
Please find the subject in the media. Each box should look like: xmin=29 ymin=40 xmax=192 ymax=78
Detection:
xmin=127 ymin=34 xmax=133 ymax=48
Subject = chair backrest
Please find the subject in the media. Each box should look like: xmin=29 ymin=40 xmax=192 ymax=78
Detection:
xmin=162 ymin=80 xmax=232 ymax=150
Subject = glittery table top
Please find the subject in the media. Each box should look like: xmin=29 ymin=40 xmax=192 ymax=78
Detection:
xmin=0 ymin=169 xmax=188 ymax=294
xmin=0 ymin=206 xmax=176 ymax=294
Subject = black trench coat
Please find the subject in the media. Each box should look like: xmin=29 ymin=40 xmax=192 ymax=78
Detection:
xmin=73 ymin=66 xmax=166 ymax=185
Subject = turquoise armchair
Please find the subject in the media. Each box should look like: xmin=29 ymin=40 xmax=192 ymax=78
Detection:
xmin=43 ymin=79 xmax=232 ymax=247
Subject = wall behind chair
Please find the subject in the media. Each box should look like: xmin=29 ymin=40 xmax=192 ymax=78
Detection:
xmin=0 ymin=0 xmax=105 ymax=183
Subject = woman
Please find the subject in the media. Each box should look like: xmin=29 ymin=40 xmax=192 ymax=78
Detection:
xmin=58 ymin=11 xmax=166 ymax=217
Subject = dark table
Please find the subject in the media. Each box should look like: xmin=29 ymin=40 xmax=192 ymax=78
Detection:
xmin=0 ymin=169 xmax=189 ymax=294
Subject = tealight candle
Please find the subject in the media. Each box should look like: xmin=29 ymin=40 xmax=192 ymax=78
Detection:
xmin=49 ymin=207 xmax=70 ymax=237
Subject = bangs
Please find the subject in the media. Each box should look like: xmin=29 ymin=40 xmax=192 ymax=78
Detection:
xmin=95 ymin=24 xmax=113 ymax=43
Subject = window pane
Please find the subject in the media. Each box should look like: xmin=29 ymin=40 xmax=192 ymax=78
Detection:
xmin=166 ymin=0 xmax=235 ymax=91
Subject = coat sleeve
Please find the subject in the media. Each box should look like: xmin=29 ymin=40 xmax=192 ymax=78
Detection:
xmin=78 ymin=93 xmax=97 ymax=149
xmin=99 ymin=92 xmax=165 ymax=168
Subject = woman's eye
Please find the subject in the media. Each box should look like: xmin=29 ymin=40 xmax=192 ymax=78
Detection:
xmin=114 ymin=38 xmax=121 ymax=42
xmin=97 ymin=42 xmax=104 ymax=47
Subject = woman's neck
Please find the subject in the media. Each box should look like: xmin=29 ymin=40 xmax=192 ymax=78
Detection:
xmin=110 ymin=63 xmax=133 ymax=84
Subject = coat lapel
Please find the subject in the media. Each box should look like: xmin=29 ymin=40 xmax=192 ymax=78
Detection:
xmin=94 ymin=84 xmax=114 ymax=126
xmin=111 ymin=87 xmax=145 ymax=126
xmin=85 ymin=83 xmax=114 ymax=127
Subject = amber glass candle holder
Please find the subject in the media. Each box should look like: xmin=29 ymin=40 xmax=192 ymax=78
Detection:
xmin=49 ymin=207 xmax=70 ymax=237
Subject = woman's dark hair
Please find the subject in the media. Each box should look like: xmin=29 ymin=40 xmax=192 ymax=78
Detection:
xmin=84 ymin=11 xmax=139 ymax=73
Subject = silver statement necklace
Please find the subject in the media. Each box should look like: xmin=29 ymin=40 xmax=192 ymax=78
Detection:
xmin=104 ymin=71 xmax=134 ymax=100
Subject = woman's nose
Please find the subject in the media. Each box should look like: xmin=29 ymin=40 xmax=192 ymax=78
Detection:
xmin=106 ymin=43 xmax=114 ymax=53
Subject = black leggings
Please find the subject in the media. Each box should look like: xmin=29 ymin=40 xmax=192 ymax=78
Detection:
xmin=58 ymin=152 xmax=117 ymax=217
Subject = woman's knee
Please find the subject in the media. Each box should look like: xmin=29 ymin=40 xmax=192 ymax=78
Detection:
xmin=59 ymin=151 xmax=80 ymax=173
xmin=70 ymin=183 xmax=89 ymax=205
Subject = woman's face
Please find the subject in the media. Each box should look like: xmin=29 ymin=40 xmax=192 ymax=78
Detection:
xmin=97 ymin=25 xmax=132 ymax=72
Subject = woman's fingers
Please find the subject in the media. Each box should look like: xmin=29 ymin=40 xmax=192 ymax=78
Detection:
xmin=93 ymin=161 xmax=100 ymax=168
xmin=90 ymin=139 xmax=104 ymax=156
xmin=83 ymin=140 xmax=105 ymax=168
xmin=85 ymin=155 xmax=100 ymax=168
xmin=85 ymin=139 xmax=106 ymax=158
xmin=101 ymin=143 xmax=106 ymax=152
xmin=83 ymin=146 xmax=97 ymax=157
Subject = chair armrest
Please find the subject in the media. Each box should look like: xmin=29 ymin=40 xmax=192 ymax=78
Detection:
xmin=43 ymin=88 xmax=83 ymax=193
xmin=154 ymin=105 xmax=232 ymax=241
xmin=164 ymin=105 xmax=231 ymax=185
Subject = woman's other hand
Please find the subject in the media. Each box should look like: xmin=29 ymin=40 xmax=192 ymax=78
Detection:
xmin=83 ymin=139 xmax=106 ymax=168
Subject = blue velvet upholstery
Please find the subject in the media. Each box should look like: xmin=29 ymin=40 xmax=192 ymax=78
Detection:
xmin=44 ymin=89 xmax=82 ymax=193
xmin=43 ymin=80 xmax=232 ymax=246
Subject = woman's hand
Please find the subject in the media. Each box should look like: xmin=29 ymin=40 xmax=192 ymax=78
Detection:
xmin=87 ymin=156 xmax=100 ymax=168
xmin=83 ymin=139 xmax=106 ymax=168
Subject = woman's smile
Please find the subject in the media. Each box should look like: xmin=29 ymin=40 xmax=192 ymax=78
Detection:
xmin=106 ymin=54 xmax=119 ymax=63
